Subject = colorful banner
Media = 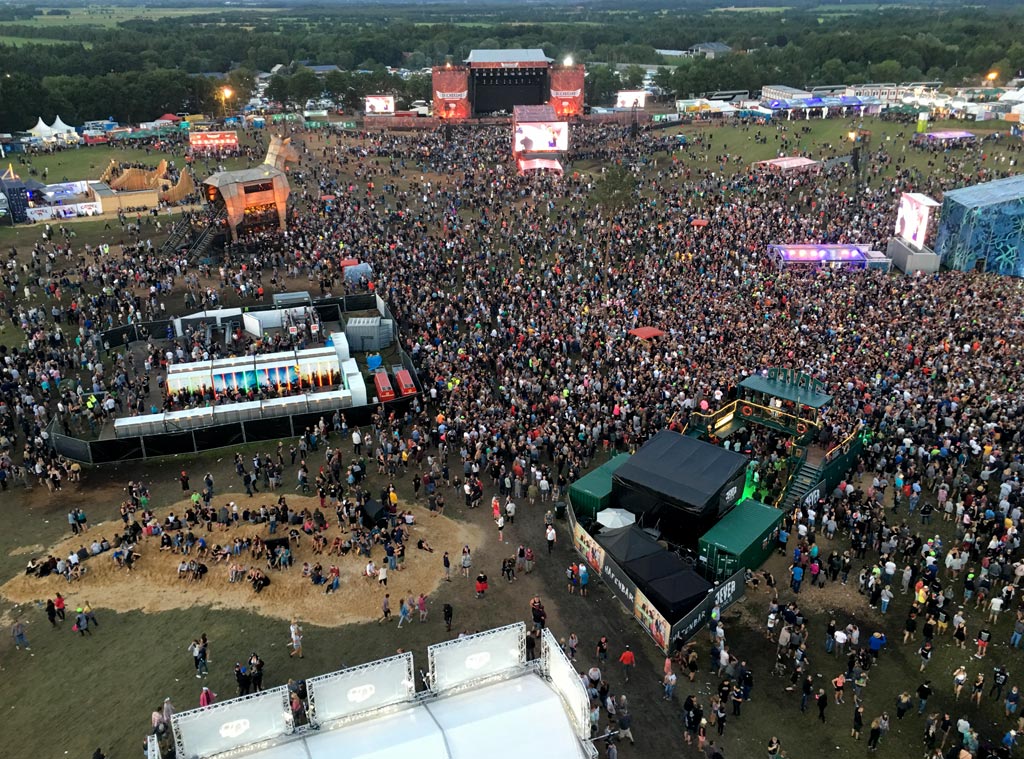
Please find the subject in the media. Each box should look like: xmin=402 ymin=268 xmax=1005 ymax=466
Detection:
xmin=572 ymin=522 xmax=606 ymax=574
xmin=549 ymin=65 xmax=585 ymax=118
xmin=432 ymin=67 xmax=472 ymax=120
xmin=189 ymin=131 xmax=238 ymax=149
xmin=634 ymin=588 xmax=670 ymax=651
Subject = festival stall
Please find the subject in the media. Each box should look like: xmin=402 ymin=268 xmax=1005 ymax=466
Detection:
xmin=567 ymin=453 xmax=630 ymax=521
xmin=698 ymin=499 xmax=784 ymax=581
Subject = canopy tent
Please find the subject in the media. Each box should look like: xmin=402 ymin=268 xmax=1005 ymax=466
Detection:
xmin=517 ymin=158 xmax=563 ymax=175
xmin=622 ymin=549 xmax=688 ymax=585
xmin=739 ymin=373 xmax=832 ymax=408
xmin=612 ymin=432 xmax=748 ymax=520
xmin=755 ymin=156 xmax=818 ymax=172
xmin=27 ymin=118 xmax=54 ymax=139
xmin=50 ymin=116 xmax=75 ymax=134
xmin=595 ymin=524 xmax=662 ymax=564
xmin=159 ymin=113 xmax=183 ymax=122
xmin=627 ymin=326 xmax=665 ymax=340
xmin=596 ymin=507 xmax=635 ymax=530
xmin=644 ymin=569 xmax=713 ymax=622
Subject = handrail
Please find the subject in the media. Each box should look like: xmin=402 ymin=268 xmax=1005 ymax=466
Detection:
xmin=774 ymin=445 xmax=808 ymax=508
xmin=823 ymin=424 xmax=862 ymax=463
xmin=689 ymin=398 xmax=821 ymax=435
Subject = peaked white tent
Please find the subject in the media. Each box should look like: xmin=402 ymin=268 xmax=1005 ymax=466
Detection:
xmin=50 ymin=115 xmax=75 ymax=134
xmin=27 ymin=118 xmax=54 ymax=139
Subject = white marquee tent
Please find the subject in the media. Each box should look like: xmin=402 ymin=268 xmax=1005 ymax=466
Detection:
xmin=50 ymin=115 xmax=76 ymax=135
xmin=27 ymin=118 xmax=55 ymax=139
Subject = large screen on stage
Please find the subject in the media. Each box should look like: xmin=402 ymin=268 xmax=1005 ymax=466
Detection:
xmin=616 ymin=90 xmax=648 ymax=109
xmin=896 ymin=192 xmax=940 ymax=250
xmin=365 ymin=96 xmax=394 ymax=114
xmin=513 ymin=122 xmax=568 ymax=153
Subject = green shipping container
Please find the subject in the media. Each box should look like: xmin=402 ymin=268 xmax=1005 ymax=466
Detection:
xmin=698 ymin=499 xmax=784 ymax=582
xmin=568 ymin=453 xmax=630 ymax=521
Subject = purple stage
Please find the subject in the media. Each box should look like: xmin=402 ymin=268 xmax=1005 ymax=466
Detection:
xmin=767 ymin=244 xmax=870 ymax=269
xmin=925 ymin=130 xmax=975 ymax=141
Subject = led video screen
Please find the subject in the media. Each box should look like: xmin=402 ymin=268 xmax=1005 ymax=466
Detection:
xmin=895 ymin=192 xmax=940 ymax=250
xmin=365 ymin=96 xmax=395 ymax=114
xmin=616 ymin=90 xmax=648 ymax=109
xmin=513 ymin=122 xmax=568 ymax=153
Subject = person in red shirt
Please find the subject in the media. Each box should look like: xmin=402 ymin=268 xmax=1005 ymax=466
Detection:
xmin=619 ymin=645 xmax=636 ymax=682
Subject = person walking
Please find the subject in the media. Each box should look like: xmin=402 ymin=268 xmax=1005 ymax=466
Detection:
xmin=443 ymin=603 xmax=454 ymax=632
xmin=397 ymin=597 xmax=411 ymax=628
xmin=45 ymin=599 xmax=58 ymax=628
xmin=852 ymin=706 xmax=865 ymax=739
xmin=442 ymin=551 xmax=451 ymax=582
xmin=867 ymin=718 xmax=881 ymax=751
xmin=54 ymin=593 xmax=66 ymax=622
xmin=460 ymin=546 xmax=472 ymax=578
xmin=917 ymin=680 xmax=932 ymax=714
xmin=417 ymin=593 xmax=428 ymax=622
xmin=378 ymin=593 xmax=391 ymax=624
xmin=74 ymin=608 xmax=92 ymax=636
xmin=816 ymin=689 xmax=828 ymax=723
xmin=546 ymin=524 xmax=557 ymax=553
xmin=619 ymin=645 xmax=636 ymax=683
xmin=288 ymin=619 xmax=303 ymax=659
xmin=11 ymin=619 xmax=30 ymax=650
xmin=664 ymin=670 xmax=678 ymax=701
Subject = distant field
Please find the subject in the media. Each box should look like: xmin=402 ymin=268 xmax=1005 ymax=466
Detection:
xmin=15 ymin=6 xmax=282 ymax=28
xmin=0 ymin=34 xmax=93 ymax=48
xmin=711 ymin=6 xmax=792 ymax=12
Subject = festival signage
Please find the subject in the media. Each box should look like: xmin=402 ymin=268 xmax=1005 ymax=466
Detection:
xmin=600 ymin=555 xmax=637 ymax=608
xmin=189 ymin=131 xmax=239 ymax=149
xmin=670 ymin=568 xmax=745 ymax=646
xmin=634 ymin=587 xmax=670 ymax=651
xmin=572 ymin=522 xmax=606 ymax=574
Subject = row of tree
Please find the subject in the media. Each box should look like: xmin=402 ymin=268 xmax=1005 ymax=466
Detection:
xmin=2 ymin=6 xmax=1023 ymax=130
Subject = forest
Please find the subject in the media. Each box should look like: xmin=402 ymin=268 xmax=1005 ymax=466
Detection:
xmin=1 ymin=2 xmax=1023 ymax=130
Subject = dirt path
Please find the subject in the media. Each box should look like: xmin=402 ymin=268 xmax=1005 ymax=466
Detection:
xmin=1 ymin=495 xmax=485 ymax=627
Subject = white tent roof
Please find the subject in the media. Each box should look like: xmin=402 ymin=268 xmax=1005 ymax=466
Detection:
xmin=211 ymin=675 xmax=587 ymax=759
xmin=50 ymin=115 xmax=75 ymax=134
xmin=28 ymin=118 xmax=54 ymax=138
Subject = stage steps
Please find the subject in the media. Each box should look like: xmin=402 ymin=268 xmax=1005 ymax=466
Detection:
xmin=781 ymin=460 xmax=823 ymax=512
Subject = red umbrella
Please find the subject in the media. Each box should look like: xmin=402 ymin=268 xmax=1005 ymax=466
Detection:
xmin=628 ymin=326 xmax=665 ymax=340
xmin=321 ymin=194 xmax=336 ymax=201
xmin=691 ymin=218 xmax=709 ymax=228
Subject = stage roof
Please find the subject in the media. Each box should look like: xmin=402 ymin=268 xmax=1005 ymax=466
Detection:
xmin=204 ymin=165 xmax=286 ymax=187
xmin=612 ymin=431 xmax=748 ymax=513
xmin=739 ymin=373 xmax=833 ymax=408
xmin=514 ymin=104 xmax=557 ymax=121
xmin=466 ymin=48 xmax=553 ymax=65
xmin=755 ymin=156 xmax=818 ymax=171
xmin=203 ymin=675 xmax=587 ymax=759
xmin=767 ymin=243 xmax=870 ymax=269
xmin=943 ymin=175 xmax=1024 ymax=208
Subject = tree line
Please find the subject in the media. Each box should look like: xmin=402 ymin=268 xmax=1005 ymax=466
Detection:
xmin=1 ymin=5 xmax=1023 ymax=130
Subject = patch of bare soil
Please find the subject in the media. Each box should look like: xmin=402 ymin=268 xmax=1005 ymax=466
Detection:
xmin=0 ymin=496 xmax=485 ymax=627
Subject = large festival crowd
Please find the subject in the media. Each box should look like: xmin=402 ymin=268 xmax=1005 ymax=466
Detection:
xmin=4 ymin=116 xmax=1024 ymax=758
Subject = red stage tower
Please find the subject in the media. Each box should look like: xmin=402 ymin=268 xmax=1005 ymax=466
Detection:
xmin=432 ymin=48 xmax=584 ymax=119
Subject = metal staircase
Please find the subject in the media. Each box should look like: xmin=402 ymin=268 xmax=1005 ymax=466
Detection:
xmin=781 ymin=460 xmax=823 ymax=511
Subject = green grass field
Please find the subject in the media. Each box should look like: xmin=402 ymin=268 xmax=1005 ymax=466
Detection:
xmin=15 ymin=6 xmax=281 ymax=28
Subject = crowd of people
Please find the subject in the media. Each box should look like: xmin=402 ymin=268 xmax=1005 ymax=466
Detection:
xmin=6 ymin=114 xmax=1024 ymax=759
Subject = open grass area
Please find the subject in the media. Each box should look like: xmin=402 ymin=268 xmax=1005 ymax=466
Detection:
xmin=16 ymin=6 xmax=281 ymax=29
